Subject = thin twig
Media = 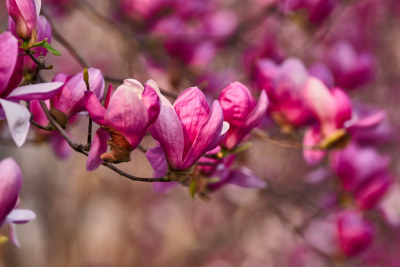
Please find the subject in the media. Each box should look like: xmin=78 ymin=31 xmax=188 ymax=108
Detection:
xmin=25 ymin=50 xmax=52 ymax=69
xmin=30 ymin=117 xmax=53 ymax=131
xmin=38 ymin=100 xmax=171 ymax=183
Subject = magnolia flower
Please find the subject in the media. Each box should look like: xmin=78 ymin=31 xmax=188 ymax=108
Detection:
xmin=51 ymin=68 xmax=104 ymax=122
xmin=337 ymin=210 xmax=373 ymax=257
xmin=148 ymin=83 xmax=228 ymax=172
xmin=254 ymin=58 xmax=314 ymax=128
xmin=330 ymin=143 xmax=392 ymax=210
xmin=0 ymin=158 xmax=36 ymax=247
xmin=6 ymin=0 xmax=41 ymax=40
xmin=84 ymin=79 xmax=160 ymax=171
xmin=218 ymin=82 xmax=268 ymax=150
xmin=0 ymin=32 xmax=63 ymax=147
xmin=327 ymin=40 xmax=376 ymax=90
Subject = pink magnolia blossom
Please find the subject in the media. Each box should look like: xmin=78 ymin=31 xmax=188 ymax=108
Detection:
xmin=0 ymin=157 xmax=36 ymax=247
xmin=0 ymin=32 xmax=63 ymax=147
xmin=337 ymin=210 xmax=374 ymax=257
xmin=148 ymin=82 xmax=229 ymax=173
xmin=218 ymin=82 xmax=268 ymax=150
xmin=84 ymin=79 xmax=160 ymax=171
xmin=51 ymin=68 xmax=104 ymax=120
xmin=6 ymin=0 xmax=40 ymax=40
xmin=254 ymin=58 xmax=314 ymax=127
xmin=327 ymin=40 xmax=376 ymax=90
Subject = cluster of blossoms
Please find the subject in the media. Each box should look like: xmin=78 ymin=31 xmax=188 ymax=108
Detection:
xmin=0 ymin=0 xmax=398 ymax=265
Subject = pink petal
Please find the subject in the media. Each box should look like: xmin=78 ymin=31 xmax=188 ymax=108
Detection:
xmin=0 ymin=99 xmax=30 ymax=147
xmin=150 ymin=83 xmax=184 ymax=169
xmin=146 ymin=145 xmax=178 ymax=193
xmin=15 ymin=0 xmax=38 ymax=31
xmin=182 ymin=100 xmax=224 ymax=169
xmin=142 ymin=82 xmax=160 ymax=129
xmin=0 ymin=157 xmax=22 ymax=226
xmin=50 ymin=131 xmax=72 ymax=159
xmin=0 ymin=32 xmax=18 ymax=96
xmin=174 ymin=87 xmax=211 ymax=152
xmin=7 ymin=82 xmax=63 ymax=101
xmin=86 ymin=128 xmax=109 ymax=171
xmin=303 ymin=126 xmax=326 ymax=166
xmin=105 ymin=83 xmax=148 ymax=148
xmin=104 ymin=83 xmax=114 ymax=109
xmin=84 ymin=91 xmax=106 ymax=125
xmin=9 ymin=223 xmax=20 ymax=248
xmin=29 ymin=99 xmax=48 ymax=126
xmin=228 ymin=167 xmax=267 ymax=188
xmin=224 ymin=90 xmax=268 ymax=149
xmin=346 ymin=110 xmax=386 ymax=133
xmin=34 ymin=0 xmax=41 ymax=16
xmin=6 ymin=209 xmax=36 ymax=224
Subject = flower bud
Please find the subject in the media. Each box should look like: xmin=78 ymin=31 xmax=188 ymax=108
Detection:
xmin=6 ymin=0 xmax=39 ymax=40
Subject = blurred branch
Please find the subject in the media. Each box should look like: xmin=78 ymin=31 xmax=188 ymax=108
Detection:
xmin=38 ymin=100 xmax=171 ymax=183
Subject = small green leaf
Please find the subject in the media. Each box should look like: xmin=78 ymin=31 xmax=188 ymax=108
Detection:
xmin=42 ymin=42 xmax=61 ymax=56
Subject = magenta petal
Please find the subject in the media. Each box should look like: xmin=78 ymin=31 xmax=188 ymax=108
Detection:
xmin=7 ymin=82 xmax=63 ymax=101
xmin=105 ymin=83 xmax=148 ymax=148
xmin=50 ymin=131 xmax=72 ymax=159
xmin=6 ymin=209 xmax=36 ymax=224
xmin=174 ymin=87 xmax=210 ymax=146
xmin=150 ymin=85 xmax=184 ymax=169
xmin=0 ymin=157 xmax=22 ymax=226
xmin=84 ymin=91 xmax=106 ymax=125
xmin=303 ymin=126 xmax=326 ymax=166
xmin=182 ymin=100 xmax=224 ymax=169
xmin=0 ymin=99 xmax=30 ymax=147
xmin=225 ymin=90 xmax=268 ymax=149
xmin=228 ymin=167 xmax=267 ymax=188
xmin=86 ymin=128 xmax=109 ymax=171
xmin=145 ymin=146 xmax=168 ymax=178
xmin=142 ymin=82 xmax=160 ymax=128
xmin=30 ymin=99 xmax=48 ymax=126
xmin=15 ymin=0 xmax=37 ymax=31
xmin=104 ymin=83 xmax=114 ymax=109
xmin=346 ymin=110 xmax=386 ymax=133
xmin=0 ymin=32 xmax=18 ymax=96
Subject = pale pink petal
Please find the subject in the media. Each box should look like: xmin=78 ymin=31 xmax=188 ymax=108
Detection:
xmin=0 ymin=99 xmax=30 ymax=147
xmin=346 ymin=110 xmax=386 ymax=133
xmin=16 ymin=0 xmax=37 ymax=31
xmin=182 ymin=100 xmax=224 ymax=169
xmin=7 ymin=82 xmax=63 ymax=101
xmin=0 ymin=157 xmax=22 ymax=226
xmin=86 ymin=128 xmax=109 ymax=171
xmin=34 ymin=0 xmax=41 ymax=16
xmin=303 ymin=126 xmax=326 ymax=166
xmin=6 ymin=209 xmax=35 ymax=224
xmin=84 ymin=91 xmax=106 ymax=125
xmin=9 ymin=223 xmax=20 ymax=248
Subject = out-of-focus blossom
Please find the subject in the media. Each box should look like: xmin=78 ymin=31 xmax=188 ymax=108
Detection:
xmin=6 ymin=0 xmax=40 ymax=40
xmin=254 ymin=57 xmax=313 ymax=128
xmin=147 ymin=84 xmax=228 ymax=178
xmin=0 ymin=157 xmax=36 ymax=247
xmin=51 ymin=68 xmax=104 ymax=121
xmin=279 ymin=0 xmax=336 ymax=25
xmin=330 ymin=143 xmax=392 ymax=210
xmin=308 ymin=62 xmax=334 ymax=89
xmin=337 ymin=210 xmax=373 ymax=257
xmin=85 ymin=79 xmax=160 ymax=170
xmin=327 ymin=40 xmax=376 ymax=90
xmin=218 ymin=82 xmax=268 ymax=150
xmin=0 ymin=32 xmax=63 ymax=147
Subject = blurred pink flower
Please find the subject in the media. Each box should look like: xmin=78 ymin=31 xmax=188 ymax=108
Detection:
xmin=0 ymin=157 xmax=36 ymax=247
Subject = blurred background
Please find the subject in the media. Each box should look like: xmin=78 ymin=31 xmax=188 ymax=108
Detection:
xmin=1 ymin=0 xmax=400 ymax=266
